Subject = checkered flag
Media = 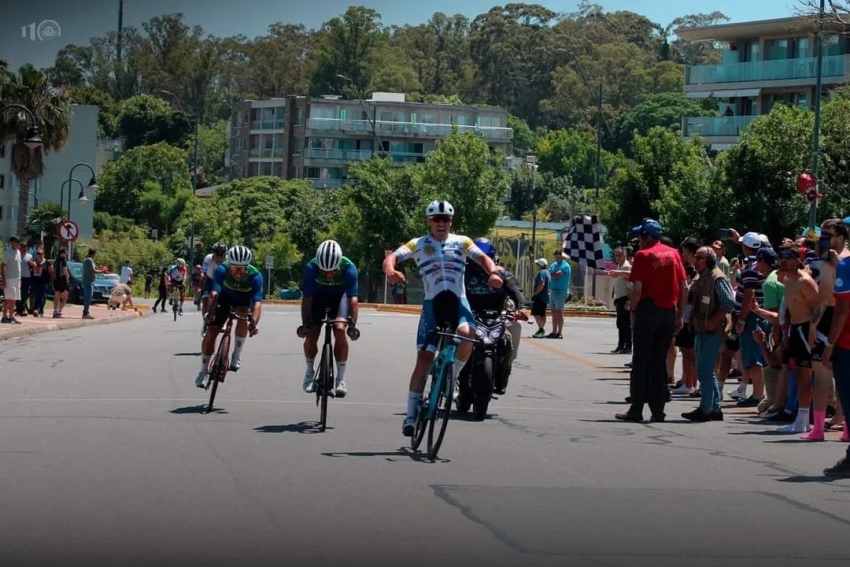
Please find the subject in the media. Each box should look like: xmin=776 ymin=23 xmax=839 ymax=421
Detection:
xmin=564 ymin=214 xmax=604 ymax=269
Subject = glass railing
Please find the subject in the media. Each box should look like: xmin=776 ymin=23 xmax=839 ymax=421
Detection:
xmin=250 ymin=119 xmax=286 ymax=130
xmin=306 ymin=178 xmax=346 ymax=189
xmin=687 ymin=54 xmax=847 ymax=85
xmin=303 ymin=148 xmax=373 ymax=161
xmin=306 ymin=118 xmax=513 ymax=140
xmin=249 ymin=148 xmax=284 ymax=158
xmin=683 ymin=115 xmax=758 ymax=137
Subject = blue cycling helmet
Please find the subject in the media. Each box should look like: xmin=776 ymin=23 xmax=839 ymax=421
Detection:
xmin=473 ymin=238 xmax=496 ymax=259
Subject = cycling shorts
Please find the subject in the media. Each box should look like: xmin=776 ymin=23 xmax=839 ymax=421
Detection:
xmin=416 ymin=296 xmax=475 ymax=353
xmin=309 ymin=293 xmax=349 ymax=325
xmin=210 ymin=294 xmax=252 ymax=328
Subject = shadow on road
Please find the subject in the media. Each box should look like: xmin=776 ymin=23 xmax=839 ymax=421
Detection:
xmin=173 ymin=352 xmax=201 ymax=357
xmin=776 ymin=474 xmax=844 ymax=484
xmin=254 ymin=422 xmax=331 ymax=434
xmin=169 ymin=404 xmax=228 ymax=415
xmin=321 ymin=446 xmax=449 ymax=463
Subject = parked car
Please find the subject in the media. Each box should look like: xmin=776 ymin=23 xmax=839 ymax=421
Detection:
xmin=93 ymin=273 xmax=120 ymax=303
xmin=278 ymin=288 xmax=302 ymax=300
xmin=44 ymin=261 xmax=84 ymax=305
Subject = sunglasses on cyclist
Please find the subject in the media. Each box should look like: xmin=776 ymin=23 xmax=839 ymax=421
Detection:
xmin=778 ymin=250 xmax=798 ymax=260
xmin=430 ymin=215 xmax=452 ymax=223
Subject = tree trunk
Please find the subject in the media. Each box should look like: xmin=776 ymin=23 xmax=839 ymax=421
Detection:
xmin=16 ymin=178 xmax=31 ymax=240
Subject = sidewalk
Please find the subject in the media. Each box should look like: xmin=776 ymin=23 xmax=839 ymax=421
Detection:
xmin=0 ymin=303 xmax=145 ymax=341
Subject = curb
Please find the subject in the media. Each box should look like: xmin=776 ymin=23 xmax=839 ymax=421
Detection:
xmin=262 ymin=299 xmax=616 ymax=318
xmin=0 ymin=310 xmax=146 ymax=341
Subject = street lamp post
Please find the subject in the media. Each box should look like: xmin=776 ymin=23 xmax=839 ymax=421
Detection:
xmin=65 ymin=163 xmax=98 ymax=257
xmin=160 ymin=90 xmax=200 ymax=267
xmin=0 ymin=103 xmax=43 ymax=149
xmin=58 ymin=178 xmax=89 ymax=257
xmin=336 ymin=74 xmax=382 ymax=158
xmin=808 ymin=0 xmax=826 ymax=229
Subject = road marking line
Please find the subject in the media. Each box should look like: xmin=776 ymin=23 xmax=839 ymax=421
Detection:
xmin=527 ymin=339 xmax=610 ymax=371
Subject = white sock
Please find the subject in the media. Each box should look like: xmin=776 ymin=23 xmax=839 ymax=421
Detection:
xmin=201 ymin=355 xmax=210 ymax=372
xmin=407 ymin=391 xmax=423 ymax=419
xmin=452 ymin=358 xmax=468 ymax=381
xmin=796 ymin=407 xmax=810 ymax=427
xmin=336 ymin=361 xmax=347 ymax=383
xmin=232 ymin=338 xmax=245 ymax=361
xmin=306 ymin=358 xmax=315 ymax=374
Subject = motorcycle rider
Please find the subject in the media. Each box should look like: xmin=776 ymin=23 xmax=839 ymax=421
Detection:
xmin=464 ymin=237 xmax=528 ymax=394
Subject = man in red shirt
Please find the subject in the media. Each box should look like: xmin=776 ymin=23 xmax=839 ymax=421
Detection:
xmin=616 ymin=219 xmax=688 ymax=423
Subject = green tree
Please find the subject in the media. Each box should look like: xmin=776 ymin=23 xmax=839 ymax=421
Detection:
xmin=95 ymin=142 xmax=192 ymax=223
xmin=0 ymin=64 xmax=73 ymax=236
xmin=116 ymin=94 xmax=192 ymax=149
xmin=420 ymin=130 xmax=510 ymax=236
xmin=536 ymin=129 xmax=614 ymax=189
xmin=189 ymin=119 xmax=228 ymax=187
xmin=26 ymin=202 xmax=64 ymax=255
xmin=617 ymin=91 xmax=712 ymax=151
xmin=253 ymin=232 xmax=303 ymax=294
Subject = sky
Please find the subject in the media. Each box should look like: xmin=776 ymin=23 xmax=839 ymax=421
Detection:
xmin=0 ymin=0 xmax=803 ymax=71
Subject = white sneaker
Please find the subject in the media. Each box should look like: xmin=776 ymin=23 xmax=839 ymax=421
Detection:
xmin=195 ymin=370 xmax=207 ymax=388
xmin=728 ymin=387 xmax=747 ymax=400
xmin=303 ymin=370 xmax=316 ymax=393
xmin=335 ymin=380 xmax=348 ymax=398
xmin=671 ymin=384 xmax=693 ymax=395
xmin=229 ymin=357 xmax=241 ymax=372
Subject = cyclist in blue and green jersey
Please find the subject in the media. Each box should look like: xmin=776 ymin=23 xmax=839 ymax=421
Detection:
xmin=196 ymin=245 xmax=263 ymax=387
xmin=296 ymin=240 xmax=360 ymax=398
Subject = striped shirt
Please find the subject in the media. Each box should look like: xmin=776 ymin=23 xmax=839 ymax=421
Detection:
xmin=733 ymin=256 xmax=765 ymax=315
xmin=714 ymin=276 xmax=736 ymax=315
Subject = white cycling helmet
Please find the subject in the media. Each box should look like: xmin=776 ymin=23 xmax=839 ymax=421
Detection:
xmin=316 ymin=240 xmax=343 ymax=272
xmin=227 ymin=245 xmax=253 ymax=266
xmin=425 ymin=200 xmax=454 ymax=218
xmin=176 ymin=258 xmax=186 ymax=268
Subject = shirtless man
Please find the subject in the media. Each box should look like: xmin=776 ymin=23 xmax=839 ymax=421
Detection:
xmin=776 ymin=242 xmax=820 ymax=434
xmin=807 ymin=219 xmax=850 ymax=440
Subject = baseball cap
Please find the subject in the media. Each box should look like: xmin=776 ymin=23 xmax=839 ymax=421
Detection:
xmin=756 ymin=247 xmax=777 ymax=264
xmin=631 ymin=219 xmax=663 ymax=237
xmin=711 ymin=240 xmax=724 ymax=250
xmin=535 ymin=258 xmax=548 ymax=268
xmin=741 ymin=232 xmax=762 ymax=249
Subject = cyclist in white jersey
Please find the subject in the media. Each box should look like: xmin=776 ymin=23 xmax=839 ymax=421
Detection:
xmin=200 ymin=242 xmax=228 ymax=335
xmin=383 ymin=199 xmax=503 ymax=437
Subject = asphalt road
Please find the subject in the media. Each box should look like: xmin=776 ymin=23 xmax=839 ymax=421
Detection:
xmin=2 ymin=306 xmax=850 ymax=567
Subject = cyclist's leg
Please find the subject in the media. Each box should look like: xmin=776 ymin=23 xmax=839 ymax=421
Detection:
xmin=302 ymin=295 xmax=325 ymax=392
xmin=228 ymin=303 xmax=252 ymax=371
xmin=178 ymin=283 xmax=186 ymax=311
xmin=331 ymin=294 xmax=350 ymax=393
xmin=448 ymin=297 xmax=477 ymax=397
xmin=404 ymin=301 xmax=437 ymax=434
xmin=197 ymin=297 xmax=228 ymax=386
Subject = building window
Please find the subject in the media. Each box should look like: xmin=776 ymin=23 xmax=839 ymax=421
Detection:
xmin=11 ymin=206 xmax=18 ymax=221
xmin=0 ymin=144 xmax=4 ymax=157
xmin=0 ymin=206 xmax=3 ymax=219
xmin=0 ymin=174 xmax=4 ymax=189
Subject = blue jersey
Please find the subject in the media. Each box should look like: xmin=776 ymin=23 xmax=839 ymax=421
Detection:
xmin=212 ymin=262 xmax=264 ymax=303
xmin=302 ymin=256 xmax=358 ymax=298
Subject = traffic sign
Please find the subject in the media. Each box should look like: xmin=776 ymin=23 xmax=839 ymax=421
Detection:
xmin=57 ymin=220 xmax=79 ymax=243
xmin=265 ymin=255 xmax=274 ymax=269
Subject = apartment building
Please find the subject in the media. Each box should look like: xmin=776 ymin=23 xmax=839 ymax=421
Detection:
xmin=676 ymin=15 xmax=849 ymax=150
xmin=0 ymin=104 xmax=123 ymax=244
xmin=226 ymin=93 xmax=513 ymax=187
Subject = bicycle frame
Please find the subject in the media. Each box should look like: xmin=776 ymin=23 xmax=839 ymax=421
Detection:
xmin=419 ymin=327 xmax=476 ymax=418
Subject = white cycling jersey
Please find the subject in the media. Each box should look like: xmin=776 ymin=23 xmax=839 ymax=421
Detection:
xmin=202 ymin=253 xmax=218 ymax=278
xmin=394 ymin=233 xmax=484 ymax=301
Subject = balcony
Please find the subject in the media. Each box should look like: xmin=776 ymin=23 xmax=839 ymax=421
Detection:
xmin=248 ymin=148 xmax=284 ymax=159
xmin=683 ymin=115 xmax=758 ymax=138
xmin=303 ymin=148 xmax=373 ymax=161
xmin=306 ymin=118 xmax=513 ymax=141
xmin=250 ymin=119 xmax=286 ymax=130
xmin=686 ymin=54 xmax=847 ymax=86
xmin=306 ymin=177 xmax=346 ymax=189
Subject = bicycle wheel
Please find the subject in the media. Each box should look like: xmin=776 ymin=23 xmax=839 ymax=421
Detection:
xmin=172 ymin=292 xmax=178 ymax=322
xmin=318 ymin=342 xmax=333 ymax=432
xmin=411 ymin=390 xmax=428 ymax=451
xmin=426 ymin=364 xmax=454 ymax=460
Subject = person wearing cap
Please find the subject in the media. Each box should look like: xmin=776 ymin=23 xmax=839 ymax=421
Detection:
xmin=720 ymin=230 xmax=768 ymax=406
xmin=615 ymin=219 xmax=687 ymax=423
xmin=530 ymin=258 xmax=551 ymax=338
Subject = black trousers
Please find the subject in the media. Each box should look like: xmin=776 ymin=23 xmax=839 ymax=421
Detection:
xmin=629 ymin=299 xmax=676 ymax=416
xmin=614 ymin=296 xmax=631 ymax=349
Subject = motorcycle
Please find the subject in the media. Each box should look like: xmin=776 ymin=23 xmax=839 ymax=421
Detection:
xmin=456 ymin=308 xmax=518 ymax=421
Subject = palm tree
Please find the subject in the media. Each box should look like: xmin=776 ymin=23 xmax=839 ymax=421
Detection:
xmin=0 ymin=64 xmax=72 ymax=237
xmin=27 ymin=202 xmax=64 ymax=255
